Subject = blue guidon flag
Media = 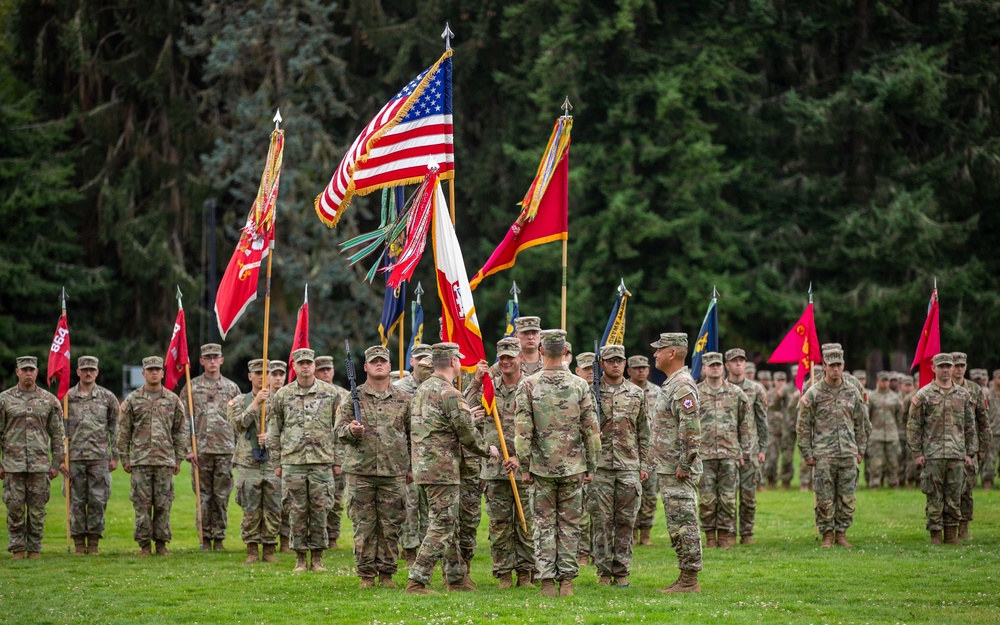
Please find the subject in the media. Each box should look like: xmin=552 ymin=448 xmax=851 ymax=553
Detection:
xmin=690 ymin=295 xmax=718 ymax=379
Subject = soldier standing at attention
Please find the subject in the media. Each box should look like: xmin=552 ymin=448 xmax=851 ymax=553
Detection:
xmin=983 ymin=369 xmax=1000 ymax=490
xmin=394 ymin=344 xmax=433 ymax=396
xmin=628 ymin=355 xmax=661 ymax=546
xmin=756 ymin=370 xmax=772 ymax=390
xmin=228 ymin=359 xmax=283 ymax=564
xmin=514 ymin=330 xmax=600 ymax=598
xmin=314 ymin=355 xmax=349 ymax=550
xmin=725 ymin=348 xmax=767 ymax=545
xmin=406 ymin=343 xmax=498 ymax=595
xmin=265 ymin=348 xmax=341 ymax=572
xmin=571 ymin=351 xmax=596 ymax=567
xmin=907 ymin=353 xmax=976 ymax=545
xmin=779 ymin=373 xmax=802 ymax=490
xmin=763 ymin=371 xmax=786 ymax=488
xmin=335 ymin=346 xmax=411 ymax=589
xmin=797 ymin=347 xmax=867 ymax=549
xmin=950 ymin=352 xmax=991 ymax=540
xmin=116 ymin=356 xmax=187 ymax=556
xmin=0 ymin=356 xmax=65 ymax=559
xmin=649 ymin=333 xmax=702 ymax=594
xmin=395 ymin=344 xmax=433 ymax=566
xmin=180 ymin=343 xmax=241 ymax=551
xmin=697 ymin=352 xmax=751 ymax=550
xmin=589 ymin=344 xmax=650 ymax=587
xmin=744 ymin=362 xmax=757 ymax=381
xmin=515 ymin=316 xmax=543 ymax=376
xmin=867 ymin=372 xmax=903 ymax=489
xmin=898 ymin=374 xmax=918 ymax=487
xmin=65 ymin=355 xmax=119 ymax=555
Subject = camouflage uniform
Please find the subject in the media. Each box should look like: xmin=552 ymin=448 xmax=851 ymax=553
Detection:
xmin=408 ymin=361 xmax=492 ymax=587
xmin=731 ymin=366 xmax=767 ymax=539
xmin=955 ymin=370 xmax=991 ymax=525
xmin=867 ymin=386 xmax=903 ymax=488
xmin=900 ymin=376 xmax=919 ymax=486
xmin=697 ymin=376 xmax=751 ymax=538
xmin=779 ymin=382 xmax=802 ymax=487
xmin=573 ymin=352 xmax=597 ymax=563
xmin=66 ymin=378 xmax=119 ymax=540
xmin=229 ymin=389 xmax=282 ymax=546
xmin=335 ymin=371 xmax=411 ymax=580
xmin=116 ymin=373 xmax=187 ymax=546
xmin=180 ymin=371 xmax=241 ymax=542
xmin=0 ymin=373 xmax=65 ymax=555
xmin=984 ymin=379 xmax=1000 ymax=487
xmin=325 ymin=381 xmax=350 ymax=547
xmin=763 ymin=378 xmax=785 ymax=485
xmin=514 ymin=349 xmax=601 ymax=584
xmin=907 ymin=375 xmax=976 ymax=533
xmin=395 ymin=352 xmax=433 ymax=553
xmin=633 ymin=379 xmax=662 ymax=533
xmin=589 ymin=362 xmax=650 ymax=581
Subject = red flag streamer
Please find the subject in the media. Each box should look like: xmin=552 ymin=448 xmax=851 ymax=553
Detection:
xmin=910 ymin=288 xmax=940 ymax=389
xmin=164 ymin=308 xmax=189 ymax=392
xmin=287 ymin=286 xmax=310 ymax=383
xmin=768 ymin=302 xmax=821 ymax=391
xmin=47 ymin=314 xmax=71 ymax=400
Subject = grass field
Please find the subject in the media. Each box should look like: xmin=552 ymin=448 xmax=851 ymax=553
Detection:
xmin=2 ymin=468 xmax=999 ymax=624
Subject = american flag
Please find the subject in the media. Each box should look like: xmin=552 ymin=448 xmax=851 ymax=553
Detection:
xmin=315 ymin=51 xmax=454 ymax=227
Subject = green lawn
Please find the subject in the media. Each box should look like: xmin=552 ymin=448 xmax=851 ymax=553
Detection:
xmin=1 ymin=467 xmax=998 ymax=624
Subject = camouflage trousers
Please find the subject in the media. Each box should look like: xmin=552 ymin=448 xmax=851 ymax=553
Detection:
xmin=347 ymin=473 xmax=405 ymax=577
xmin=634 ymin=472 xmax=658 ymax=529
xmin=459 ymin=476 xmax=482 ymax=566
xmin=780 ymin=415 xmax=798 ymax=485
xmin=813 ymin=457 xmax=858 ymax=533
xmin=899 ymin=437 xmax=917 ymax=486
xmin=3 ymin=472 xmax=50 ymax=553
xmin=409 ymin=484 xmax=465 ymax=585
xmin=658 ymin=472 xmax=702 ymax=572
xmin=578 ymin=482 xmax=591 ymax=558
xmin=763 ymin=413 xmax=784 ymax=484
xmin=698 ymin=459 xmax=738 ymax=532
xmin=737 ymin=456 xmax=760 ymax=537
xmin=326 ymin=469 xmax=346 ymax=543
xmin=129 ymin=465 xmax=174 ymax=544
xmin=191 ymin=454 xmax=233 ymax=540
xmin=866 ymin=439 xmax=900 ymax=488
xmin=282 ymin=464 xmax=331 ymax=552
xmin=235 ymin=464 xmax=281 ymax=544
xmin=961 ymin=457 xmax=978 ymax=522
xmin=485 ymin=478 xmax=535 ymax=577
xmin=920 ymin=458 xmax=965 ymax=531
xmin=532 ymin=472 xmax=584 ymax=581
xmin=589 ymin=469 xmax=641 ymax=578
xmin=69 ymin=460 xmax=111 ymax=538
xmin=400 ymin=480 xmax=429 ymax=550
xmin=983 ymin=436 xmax=1000 ymax=483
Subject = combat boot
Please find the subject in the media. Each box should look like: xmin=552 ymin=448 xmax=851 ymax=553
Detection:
xmin=73 ymin=536 xmax=87 ymax=555
xmin=930 ymin=530 xmax=943 ymax=545
xmin=138 ymin=542 xmax=152 ymax=557
xmin=201 ymin=537 xmax=212 ymax=551
xmin=661 ymin=570 xmax=700 ymax=594
xmin=539 ymin=579 xmax=557 ymax=597
xmin=705 ymin=530 xmax=718 ymax=549
xmin=834 ymin=531 xmax=853 ymax=548
xmin=27 ymin=552 xmax=40 ymax=559
xmin=558 ymin=579 xmax=574 ymax=597
xmin=578 ymin=555 xmax=588 ymax=567
xmin=598 ymin=575 xmax=613 ymax=586
xmin=379 ymin=573 xmax=397 ymax=589
xmin=261 ymin=543 xmax=278 ymax=563
xmin=155 ymin=541 xmax=171 ymax=556
xmin=359 ymin=577 xmax=375 ymax=589
xmin=740 ymin=535 xmax=756 ymax=546
xmin=244 ymin=543 xmax=259 ymax=564
xmin=958 ymin=521 xmax=971 ymax=541
xmin=640 ymin=528 xmax=653 ymax=546
xmin=984 ymin=480 xmax=993 ymax=490
xmin=213 ymin=539 xmax=225 ymax=551
xmin=292 ymin=552 xmax=308 ymax=572
xmin=87 ymin=535 xmax=100 ymax=555
xmin=515 ymin=571 xmax=535 ymax=588
xmin=614 ymin=576 xmax=630 ymax=587
xmin=11 ymin=551 xmax=24 ymax=560
xmin=633 ymin=528 xmax=639 ymax=544
xmin=279 ymin=535 xmax=292 ymax=553
xmin=402 ymin=547 xmax=416 ymax=568
xmin=309 ymin=549 xmax=326 ymax=571
xmin=405 ymin=579 xmax=438 ymax=595
xmin=820 ymin=531 xmax=834 ymax=548
xmin=718 ymin=531 xmax=734 ymax=550
xmin=446 ymin=577 xmax=478 ymax=592
xmin=943 ymin=525 xmax=962 ymax=545
xmin=497 ymin=573 xmax=513 ymax=589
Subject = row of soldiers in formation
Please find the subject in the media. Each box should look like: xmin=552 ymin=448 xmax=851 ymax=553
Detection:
xmin=0 ymin=314 xmax=994 ymax=595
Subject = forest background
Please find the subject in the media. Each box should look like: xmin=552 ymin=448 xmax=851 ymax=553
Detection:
xmin=2 ymin=0 xmax=999 ymax=392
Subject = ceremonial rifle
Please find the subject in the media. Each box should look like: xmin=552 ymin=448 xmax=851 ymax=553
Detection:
xmin=345 ymin=340 xmax=364 ymax=425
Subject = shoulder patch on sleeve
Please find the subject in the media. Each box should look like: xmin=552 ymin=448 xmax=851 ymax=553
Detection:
xmin=911 ymin=395 xmax=920 ymax=407
xmin=681 ymin=397 xmax=695 ymax=412
xmin=799 ymin=396 xmax=810 ymax=407
xmin=119 ymin=402 xmax=127 ymax=412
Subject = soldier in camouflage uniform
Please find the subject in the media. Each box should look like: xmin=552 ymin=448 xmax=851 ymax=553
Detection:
xmin=797 ymin=347 xmax=867 ymax=548
xmin=228 ymin=359 xmax=284 ymax=564
xmin=265 ymin=349 xmax=341 ymax=572
xmin=950 ymin=353 xmax=991 ymax=540
xmin=395 ymin=344 xmax=433 ymax=565
xmin=628 ymin=355 xmax=661 ymax=546
xmin=180 ymin=343 xmax=241 ymax=551
xmin=406 ymin=343 xmax=498 ymax=595
xmin=463 ymin=338 xmax=536 ymax=588
xmin=908 ymin=353 xmax=977 ymax=545
xmin=698 ymin=352 xmax=751 ymax=550
xmin=314 ymin=355 xmax=350 ymax=550
xmin=0 ymin=356 xmax=66 ymax=559
xmin=725 ymin=348 xmax=767 ymax=545
xmin=763 ymin=371 xmax=788 ymax=488
xmin=588 ymin=344 xmax=650 ymax=586
xmin=66 ymin=356 xmax=119 ymax=555
xmin=116 ymin=356 xmax=187 ymax=556
xmin=779 ymin=372 xmax=802 ymax=489
xmin=744 ymin=362 xmax=756 ymax=381
xmin=649 ymin=333 xmax=702 ymax=593
xmin=983 ymin=369 xmax=1000 ymax=489
xmin=898 ymin=374 xmax=917 ymax=486
xmin=571 ymin=351 xmax=596 ymax=567
xmin=335 ymin=346 xmax=411 ymax=589
xmin=515 ymin=316 xmax=543 ymax=376
xmin=867 ymin=372 xmax=903 ymax=488
xmin=514 ymin=330 xmax=600 ymax=598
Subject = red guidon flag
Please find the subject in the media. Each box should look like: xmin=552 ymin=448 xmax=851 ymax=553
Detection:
xmin=47 ymin=314 xmax=71 ymax=400
xmin=768 ymin=302 xmax=821 ymax=391
xmin=910 ymin=288 xmax=940 ymax=389
xmin=164 ymin=307 xmax=189 ymax=392
xmin=287 ymin=287 xmax=309 ymax=383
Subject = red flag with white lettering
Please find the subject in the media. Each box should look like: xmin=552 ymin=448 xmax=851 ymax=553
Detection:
xmin=164 ymin=308 xmax=189 ymax=391
xmin=47 ymin=314 xmax=71 ymax=400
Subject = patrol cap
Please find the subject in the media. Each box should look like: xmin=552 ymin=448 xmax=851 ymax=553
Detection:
xmin=600 ymin=344 xmax=626 ymax=361
xmin=773 ymin=372 xmax=787 ymax=382
xmin=876 ymin=371 xmax=890 ymax=381
xmin=576 ymin=352 xmax=596 ymax=370
xmin=514 ymin=316 xmax=541 ymax=333
xmin=971 ymin=368 xmax=987 ymax=381
xmin=950 ymin=352 xmax=967 ymax=364
xmin=933 ymin=353 xmax=954 ymax=367
xmin=16 ymin=356 xmax=37 ymax=370
xmin=756 ymin=371 xmax=771 ymax=381
xmin=994 ymin=369 xmax=1000 ymax=380
xmin=821 ymin=343 xmax=842 ymax=352
xmin=702 ymin=352 xmax=723 ymax=366
xmin=200 ymin=343 xmax=223 ymax=357
xmin=268 ymin=360 xmax=287 ymax=373
xmin=540 ymin=329 xmax=566 ymax=347
xmin=651 ymin=332 xmax=687 ymax=349
xmin=365 ymin=346 xmax=390 ymax=363
xmin=411 ymin=344 xmax=432 ymax=359
xmin=901 ymin=374 xmax=914 ymax=384
xmin=822 ymin=349 xmax=844 ymax=365
xmin=496 ymin=337 xmax=521 ymax=358
xmin=745 ymin=362 xmax=757 ymax=374
xmin=432 ymin=342 xmax=464 ymax=359
xmin=77 ymin=356 xmax=99 ymax=370
xmin=628 ymin=355 xmax=650 ymax=368
xmin=142 ymin=356 xmax=164 ymax=370
xmin=852 ymin=370 xmax=867 ymax=380
xmin=292 ymin=348 xmax=315 ymax=364
xmin=724 ymin=348 xmax=746 ymax=361
xmin=248 ymin=359 xmax=264 ymax=373
xmin=314 ymin=356 xmax=334 ymax=370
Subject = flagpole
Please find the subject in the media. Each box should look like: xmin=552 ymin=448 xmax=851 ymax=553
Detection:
xmin=490 ymin=403 xmax=527 ymax=532
xmin=260 ymin=110 xmax=281 ymax=435
xmin=808 ymin=283 xmax=815 ymax=387
xmin=560 ymin=97 xmax=573 ymax=331
xmin=174 ymin=286 xmax=205 ymax=549
xmin=441 ymin=23 xmax=457 ymax=225
xmin=60 ymin=287 xmax=71 ymax=554
xmin=398 ymin=309 xmax=405 ymax=380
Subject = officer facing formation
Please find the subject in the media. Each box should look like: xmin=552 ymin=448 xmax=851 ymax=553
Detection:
xmin=628 ymin=354 xmax=661 ymax=547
